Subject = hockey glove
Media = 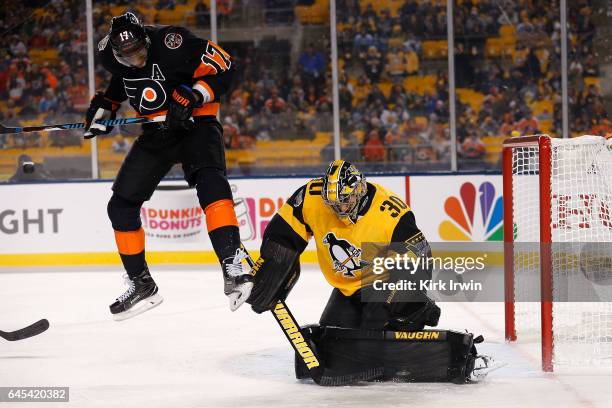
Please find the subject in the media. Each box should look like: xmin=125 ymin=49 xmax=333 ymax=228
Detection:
xmin=386 ymin=297 xmax=441 ymax=331
xmin=84 ymin=92 xmax=119 ymax=139
xmin=247 ymin=239 xmax=301 ymax=314
xmin=166 ymin=85 xmax=199 ymax=131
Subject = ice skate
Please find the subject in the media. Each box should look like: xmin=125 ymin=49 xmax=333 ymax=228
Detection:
xmin=222 ymin=248 xmax=254 ymax=311
xmin=110 ymin=267 xmax=163 ymax=321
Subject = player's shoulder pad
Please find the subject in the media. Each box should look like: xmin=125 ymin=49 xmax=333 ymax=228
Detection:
xmin=304 ymin=177 xmax=325 ymax=198
xmin=283 ymin=179 xmax=323 ymax=226
xmin=371 ymin=182 xmax=410 ymax=218
xmin=286 ymin=183 xmax=308 ymax=209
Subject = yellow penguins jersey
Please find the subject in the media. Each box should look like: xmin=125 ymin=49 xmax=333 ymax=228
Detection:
xmin=264 ymin=179 xmax=424 ymax=296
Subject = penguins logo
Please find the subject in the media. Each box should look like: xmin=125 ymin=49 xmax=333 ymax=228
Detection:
xmin=322 ymin=232 xmax=363 ymax=278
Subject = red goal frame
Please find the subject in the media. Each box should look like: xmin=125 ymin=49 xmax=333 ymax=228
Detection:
xmin=502 ymin=135 xmax=554 ymax=372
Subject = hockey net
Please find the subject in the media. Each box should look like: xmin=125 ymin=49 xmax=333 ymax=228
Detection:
xmin=503 ymin=135 xmax=612 ymax=371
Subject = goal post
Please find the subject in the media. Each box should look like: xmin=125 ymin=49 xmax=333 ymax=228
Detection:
xmin=503 ymin=134 xmax=612 ymax=372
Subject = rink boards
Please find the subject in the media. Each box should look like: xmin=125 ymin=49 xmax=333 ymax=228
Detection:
xmin=0 ymin=174 xmax=503 ymax=266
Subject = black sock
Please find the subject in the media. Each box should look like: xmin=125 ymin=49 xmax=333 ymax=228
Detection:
xmin=119 ymin=251 xmax=147 ymax=280
xmin=209 ymin=225 xmax=241 ymax=261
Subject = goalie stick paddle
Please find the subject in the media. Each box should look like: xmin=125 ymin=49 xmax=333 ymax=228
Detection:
xmin=0 ymin=319 xmax=49 ymax=341
xmin=240 ymin=244 xmax=383 ymax=386
xmin=0 ymin=116 xmax=165 ymax=134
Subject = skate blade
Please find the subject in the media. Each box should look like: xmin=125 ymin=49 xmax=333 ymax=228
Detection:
xmin=229 ymin=282 xmax=254 ymax=312
xmin=112 ymin=293 xmax=164 ymax=321
xmin=470 ymin=358 xmax=508 ymax=382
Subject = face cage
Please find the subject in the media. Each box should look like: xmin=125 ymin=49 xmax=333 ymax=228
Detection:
xmin=112 ymin=40 xmax=149 ymax=68
xmin=324 ymin=192 xmax=360 ymax=220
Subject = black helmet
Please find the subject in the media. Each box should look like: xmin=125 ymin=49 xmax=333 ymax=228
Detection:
xmin=109 ymin=12 xmax=149 ymax=67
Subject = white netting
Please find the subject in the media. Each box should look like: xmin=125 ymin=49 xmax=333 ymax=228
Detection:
xmin=510 ymin=135 xmax=612 ymax=366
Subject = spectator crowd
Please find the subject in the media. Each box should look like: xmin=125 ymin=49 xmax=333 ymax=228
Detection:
xmin=1 ymin=0 xmax=609 ymax=173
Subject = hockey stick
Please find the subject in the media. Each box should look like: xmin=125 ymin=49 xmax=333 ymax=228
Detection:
xmin=0 ymin=319 xmax=49 ymax=341
xmin=239 ymin=244 xmax=324 ymax=383
xmin=240 ymin=244 xmax=383 ymax=386
xmin=0 ymin=116 xmax=165 ymax=134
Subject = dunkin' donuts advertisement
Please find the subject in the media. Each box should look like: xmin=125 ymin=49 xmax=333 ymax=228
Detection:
xmin=139 ymin=179 xmax=309 ymax=251
xmin=140 ymin=185 xmax=205 ymax=242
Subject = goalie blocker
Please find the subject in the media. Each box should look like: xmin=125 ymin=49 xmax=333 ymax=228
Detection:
xmin=295 ymin=326 xmax=485 ymax=383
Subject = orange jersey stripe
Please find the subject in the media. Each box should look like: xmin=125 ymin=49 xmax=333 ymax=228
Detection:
xmin=194 ymin=80 xmax=215 ymax=102
xmin=143 ymin=110 xmax=168 ymax=119
xmin=142 ymin=103 xmax=219 ymax=119
xmin=208 ymin=41 xmax=231 ymax=60
xmin=114 ymin=228 xmax=145 ymax=255
xmin=205 ymin=199 xmax=238 ymax=232
xmin=193 ymin=41 xmax=232 ymax=78
xmin=193 ymin=103 xmax=219 ymax=116
xmin=193 ymin=63 xmax=216 ymax=78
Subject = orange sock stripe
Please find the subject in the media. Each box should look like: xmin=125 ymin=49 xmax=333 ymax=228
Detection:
xmin=205 ymin=199 xmax=238 ymax=232
xmin=114 ymin=228 xmax=145 ymax=255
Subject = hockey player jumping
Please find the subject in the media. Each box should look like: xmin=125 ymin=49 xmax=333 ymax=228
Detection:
xmin=84 ymin=12 xmax=252 ymax=320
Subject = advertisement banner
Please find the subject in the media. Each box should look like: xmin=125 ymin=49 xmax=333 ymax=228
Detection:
xmin=408 ymin=175 xmax=503 ymax=242
xmin=141 ymin=185 xmax=206 ymax=243
xmin=0 ymin=183 xmax=114 ymax=254
xmin=0 ymin=176 xmax=406 ymax=259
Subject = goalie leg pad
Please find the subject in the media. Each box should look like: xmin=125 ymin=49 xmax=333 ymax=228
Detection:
xmin=295 ymin=326 xmax=480 ymax=383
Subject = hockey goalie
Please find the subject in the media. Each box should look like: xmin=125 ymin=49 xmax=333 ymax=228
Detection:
xmin=246 ymin=160 xmax=493 ymax=384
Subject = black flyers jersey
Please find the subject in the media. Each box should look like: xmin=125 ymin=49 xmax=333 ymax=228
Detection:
xmin=97 ymin=25 xmax=234 ymax=117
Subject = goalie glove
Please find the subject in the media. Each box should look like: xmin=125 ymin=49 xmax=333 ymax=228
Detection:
xmin=84 ymin=92 xmax=120 ymax=139
xmin=247 ymin=239 xmax=301 ymax=314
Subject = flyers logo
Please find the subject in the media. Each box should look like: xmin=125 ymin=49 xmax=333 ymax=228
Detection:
xmin=200 ymin=42 xmax=232 ymax=74
xmin=123 ymin=64 xmax=167 ymax=113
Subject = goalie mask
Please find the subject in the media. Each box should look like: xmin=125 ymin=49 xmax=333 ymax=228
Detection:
xmin=322 ymin=160 xmax=367 ymax=223
xmin=109 ymin=12 xmax=150 ymax=68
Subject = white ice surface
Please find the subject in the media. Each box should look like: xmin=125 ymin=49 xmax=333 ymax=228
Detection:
xmin=1 ymin=266 xmax=611 ymax=408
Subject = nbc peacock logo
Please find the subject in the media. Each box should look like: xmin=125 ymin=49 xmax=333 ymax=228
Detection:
xmin=438 ymin=181 xmax=503 ymax=241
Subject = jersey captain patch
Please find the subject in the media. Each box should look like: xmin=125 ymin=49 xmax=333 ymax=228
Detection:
xmin=322 ymin=232 xmax=362 ymax=278
xmin=164 ymin=32 xmax=183 ymax=49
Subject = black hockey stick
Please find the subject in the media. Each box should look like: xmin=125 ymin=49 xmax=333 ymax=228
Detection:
xmin=0 ymin=116 xmax=165 ymax=134
xmin=240 ymin=244 xmax=383 ymax=386
xmin=0 ymin=319 xmax=49 ymax=341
